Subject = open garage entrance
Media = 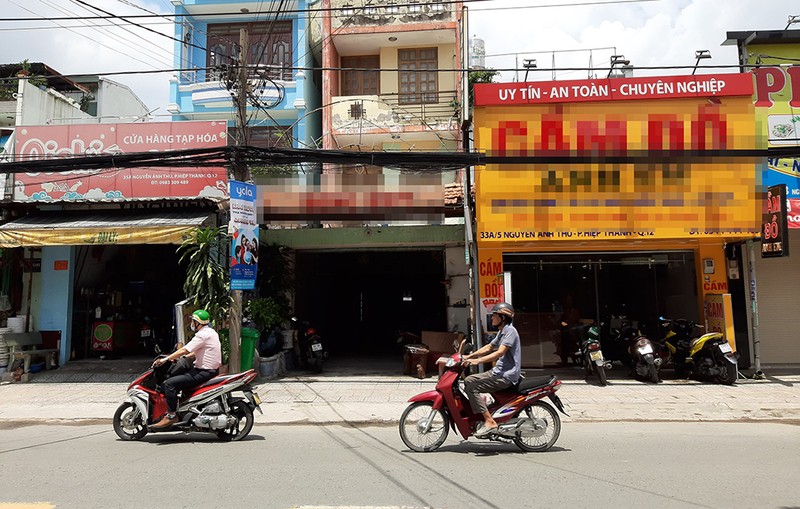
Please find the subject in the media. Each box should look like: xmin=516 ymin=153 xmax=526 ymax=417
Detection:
xmin=294 ymin=250 xmax=448 ymax=358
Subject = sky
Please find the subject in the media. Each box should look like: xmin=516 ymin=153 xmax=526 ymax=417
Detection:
xmin=1 ymin=0 xmax=798 ymax=119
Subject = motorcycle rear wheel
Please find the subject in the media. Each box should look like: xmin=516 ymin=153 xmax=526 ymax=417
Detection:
xmin=113 ymin=402 xmax=148 ymax=441
xmin=646 ymin=358 xmax=660 ymax=384
xmin=594 ymin=364 xmax=608 ymax=386
xmin=513 ymin=401 xmax=561 ymax=452
xmin=399 ymin=402 xmax=450 ymax=452
xmin=216 ymin=401 xmax=255 ymax=441
xmin=714 ymin=353 xmax=738 ymax=385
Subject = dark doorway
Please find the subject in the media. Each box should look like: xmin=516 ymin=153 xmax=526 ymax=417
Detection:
xmin=295 ymin=250 xmax=447 ymax=356
xmin=71 ymin=245 xmax=186 ymax=359
xmin=505 ymin=251 xmax=698 ymax=367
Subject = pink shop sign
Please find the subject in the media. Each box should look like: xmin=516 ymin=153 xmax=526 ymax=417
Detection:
xmin=13 ymin=121 xmax=229 ymax=202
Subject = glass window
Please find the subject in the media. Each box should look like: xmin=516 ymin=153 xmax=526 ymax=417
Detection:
xmin=398 ymin=48 xmax=438 ymax=104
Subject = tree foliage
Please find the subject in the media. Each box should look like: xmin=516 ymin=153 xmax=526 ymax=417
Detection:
xmin=177 ymin=226 xmax=231 ymax=327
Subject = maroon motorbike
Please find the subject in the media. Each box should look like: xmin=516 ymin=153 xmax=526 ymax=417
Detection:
xmin=399 ymin=341 xmax=568 ymax=452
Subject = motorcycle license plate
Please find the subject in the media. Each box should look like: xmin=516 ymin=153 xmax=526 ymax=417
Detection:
xmin=719 ymin=343 xmax=733 ymax=354
xmin=311 ymin=343 xmax=323 ymax=352
xmin=253 ymin=392 xmax=262 ymax=406
xmin=589 ymin=351 xmax=603 ymax=361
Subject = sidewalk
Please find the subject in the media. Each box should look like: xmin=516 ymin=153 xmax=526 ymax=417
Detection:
xmin=1 ymin=362 xmax=799 ymax=426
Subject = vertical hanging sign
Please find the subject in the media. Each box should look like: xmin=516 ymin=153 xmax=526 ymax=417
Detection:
xmin=229 ymin=180 xmax=259 ymax=290
xmin=762 ymin=184 xmax=790 ymax=258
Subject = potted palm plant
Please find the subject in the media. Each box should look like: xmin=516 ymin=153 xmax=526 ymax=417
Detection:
xmin=177 ymin=226 xmax=232 ymax=369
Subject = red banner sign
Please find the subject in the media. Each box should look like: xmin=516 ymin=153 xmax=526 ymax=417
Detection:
xmin=474 ymin=74 xmax=754 ymax=106
xmin=14 ymin=121 xmax=228 ymax=202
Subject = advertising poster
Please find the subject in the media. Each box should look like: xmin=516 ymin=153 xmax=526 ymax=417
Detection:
xmin=13 ymin=121 xmax=228 ymax=202
xmin=748 ymin=49 xmax=800 ymax=226
xmin=704 ymin=293 xmax=736 ymax=352
xmin=229 ymin=180 xmax=258 ymax=291
xmin=762 ymin=184 xmax=790 ymax=258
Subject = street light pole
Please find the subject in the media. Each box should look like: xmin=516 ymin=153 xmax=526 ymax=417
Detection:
xmin=228 ymin=27 xmax=250 ymax=374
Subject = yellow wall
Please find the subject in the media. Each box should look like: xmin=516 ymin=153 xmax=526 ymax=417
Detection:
xmin=379 ymin=43 xmax=457 ymax=98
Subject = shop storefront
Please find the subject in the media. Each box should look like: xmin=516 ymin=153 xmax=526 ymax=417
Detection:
xmin=735 ymin=35 xmax=800 ymax=365
xmin=0 ymin=121 xmax=228 ymax=367
xmin=473 ymin=74 xmax=760 ymax=367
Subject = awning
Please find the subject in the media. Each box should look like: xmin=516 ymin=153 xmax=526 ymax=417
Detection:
xmin=0 ymin=210 xmax=214 ymax=247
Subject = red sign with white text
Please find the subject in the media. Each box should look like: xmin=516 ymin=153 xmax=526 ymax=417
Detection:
xmin=13 ymin=121 xmax=229 ymax=202
xmin=474 ymin=74 xmax=754 ymax=106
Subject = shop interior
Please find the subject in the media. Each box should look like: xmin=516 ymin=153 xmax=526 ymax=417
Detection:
xmin=504 ymin=250 xmax=699 ymax=367
xmin=294 ymin=250 xmax=448 ymax=357
xmin=71 ymin=244 xmax=186 ymax=359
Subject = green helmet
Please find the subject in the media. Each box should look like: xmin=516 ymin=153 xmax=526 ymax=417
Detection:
xmin=191 ymin=309 xmax=211 ymax=325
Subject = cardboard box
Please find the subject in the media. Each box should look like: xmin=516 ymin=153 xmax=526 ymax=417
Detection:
xmin=421 ymin=331 xmax=460 ymax=355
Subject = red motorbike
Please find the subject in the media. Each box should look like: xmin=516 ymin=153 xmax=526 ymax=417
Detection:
xmin=399 ymin=341 xmax=568 ymax=453
xmin=112 ymin=358 xmax=262 ymax=442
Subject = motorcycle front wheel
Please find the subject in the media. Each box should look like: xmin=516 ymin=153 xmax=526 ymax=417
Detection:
xmin=113 ymin=402 xmax=148 ymax=441
xmin=399 ymin=402 xmax=450 ymax=452
xmin=217 ymin=401 xmax=255 ymax=441
xmin=513 ymin=401 xmax=561 ymax=452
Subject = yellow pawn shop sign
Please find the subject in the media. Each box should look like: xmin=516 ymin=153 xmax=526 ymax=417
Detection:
xmin=704 ymin=293 xmax=736 ymax=352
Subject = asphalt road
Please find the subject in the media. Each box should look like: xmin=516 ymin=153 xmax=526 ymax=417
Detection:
xmin=0 ymin=422 xmax=798 ymax=509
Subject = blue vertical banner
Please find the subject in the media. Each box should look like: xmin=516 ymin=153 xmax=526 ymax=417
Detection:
xmin=229 ymin=180 xmax=258 ymax=290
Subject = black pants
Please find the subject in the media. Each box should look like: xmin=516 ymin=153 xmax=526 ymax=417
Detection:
xmin=163 ymin=368 xmax=218 ymax=413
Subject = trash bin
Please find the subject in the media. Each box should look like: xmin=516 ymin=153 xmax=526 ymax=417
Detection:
xmin=403 ymin=344 xmax=429 ymax=378
xmin=241 ymin=327 xmax=260 ymax=372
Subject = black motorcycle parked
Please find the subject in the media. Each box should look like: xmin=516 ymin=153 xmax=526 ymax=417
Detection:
xmin=576 ymin=324 xmax=610 ymax=386
xmin=292 ymin=316 xmax=327 ymax=373
xmin=603 ymin=316 xmax=661 ymax=383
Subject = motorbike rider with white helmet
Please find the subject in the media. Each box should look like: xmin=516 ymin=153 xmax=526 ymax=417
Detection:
xmin=152 ymin=309 xmax=221 ymax=429
xmin=462 ymin=302 xmax=522 ymax=437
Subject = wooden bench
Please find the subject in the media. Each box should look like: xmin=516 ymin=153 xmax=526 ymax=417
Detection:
xmin=3 ymin=332 xmax=59 ymax=373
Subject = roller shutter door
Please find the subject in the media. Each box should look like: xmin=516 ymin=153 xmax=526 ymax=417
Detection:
xmin=754 ymin=230 xmax=800 ymax=364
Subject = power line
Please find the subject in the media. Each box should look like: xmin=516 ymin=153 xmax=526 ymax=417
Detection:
xmin=7 ymin=0 xmax=163 ymax=71
xmin=69 ymin=0 xmax=207 ymax=51
xmin=1 ymin=0 xmax=659 ymax=22
xmin=2 ymin=145 xmax=800 ymax=175
xmin=0 ymin=62 xmax=783 ymax=83
xmin=54 ymin=0 xmax=174 ymax=68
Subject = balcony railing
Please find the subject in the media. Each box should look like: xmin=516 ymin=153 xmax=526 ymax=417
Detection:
xmin=332 ymin=0 xmax=454 ymax=29
xmin=331 ymin=90 xmax=459 ymax=131
xmin=179 ymin=64 xmax=294 ymax=86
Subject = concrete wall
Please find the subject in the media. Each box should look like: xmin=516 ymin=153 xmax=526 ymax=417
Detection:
xmin=96 ymin=79 xmax=149 ymax=122
xmin=18 ymin=80 xmax=92 ymax=125
xmin=37 ymin=247 xmax=75 ymax=365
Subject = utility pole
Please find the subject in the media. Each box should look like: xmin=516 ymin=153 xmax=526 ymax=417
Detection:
xmin=228 ymin=27 xmax=249 ymax=374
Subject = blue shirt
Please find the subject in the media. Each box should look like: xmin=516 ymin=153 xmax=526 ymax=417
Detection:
xmin=490 ymin=324 xmax=522 ymax=383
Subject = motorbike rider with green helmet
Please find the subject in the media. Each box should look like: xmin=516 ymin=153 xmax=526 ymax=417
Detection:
xmin=152 ymin=309 xmax=221 ymax=429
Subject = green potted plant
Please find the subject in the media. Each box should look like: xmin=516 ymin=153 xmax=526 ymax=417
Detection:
xmin=245 ymin=296 xmax=290 ymax=357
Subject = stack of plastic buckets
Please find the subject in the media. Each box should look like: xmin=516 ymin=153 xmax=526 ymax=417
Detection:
xmin=0 ymin=326 xmax=12 ymax=375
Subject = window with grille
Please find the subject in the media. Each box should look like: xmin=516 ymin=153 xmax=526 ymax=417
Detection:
xmin=341 ymin=55 xmax=380 ymax=96
xmin=206 ymin=22 xmax=293 ymax=80
xmin=398 ymin=48 xmax=438 ymax=105
xmin=229 ymin=126 xmax=293 ymax=148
